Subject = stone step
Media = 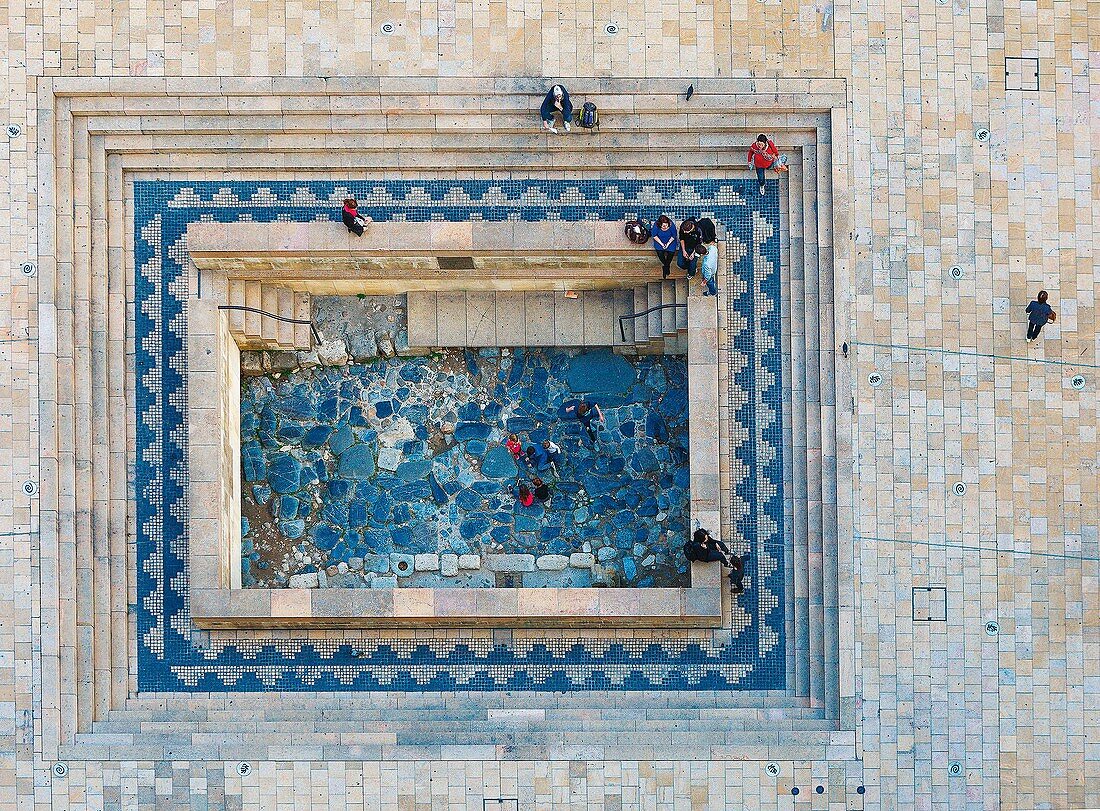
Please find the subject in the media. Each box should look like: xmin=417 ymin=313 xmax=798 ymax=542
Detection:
xmin=659 ymin=279 xmax=676 ymax=335
xmin=524 ymin=291 xmax=555 ymax=346
xmin=89 ymin=715 xmax=836 ymax=738
xmin=435 ymin=291 xmax=467 ymax=346
xmin=580 ymin=289 xmax=616 ymax=346
xmin=114 ymin=689 xmax=812 ymax=716
xmin=465 ymin=291 xmax=498 ymax=346
xmin=495 ymin=292 xmax=526 ymax=345
xmin=675 ymin=278 xmax=689 ymax=330
xmin=801 ymin=145 xmax=825 ymax=711
xmin=243 ymin=281 xmax=262 ymax=341
xmin=228 ymin=280 xmax=246 ymax=333
xmin=612 ymin=288 xmax=634 ymax=346
xmin=293 ymin=290 xmax=312 ymax=348
xmin=276 ymin=287 xmax=294 ymax=347
xmin=646 ymin=282 xmax=662 ymax=339
xmin=785 ymin=160 xmax=810 ymax=702
xmin=553 ymin=291 xmax=585 ymax=346
xmin=632 ymin=285 xmax=649 ymax=344
xmin=406 ymin=291 xmax=438 ymax=347
xmin=260 ymin=284 xmax=279 ymax=344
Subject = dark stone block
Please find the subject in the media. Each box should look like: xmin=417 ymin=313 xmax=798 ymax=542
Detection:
xmin=454 ymin=422 xmax=491 ymax=441
xmin=278 ymin=394 xmax=316 ymax=420
xmin=327 ymin=479 xmax=353 ymax=500
xmin=303 ymin=425 xmax=334 ymax=447
xmin=268 ymin=453 xmax=301 ymax=494
xmin=458 ymin=402 xmax=482 ymax=421
xmin=565 ymin=349 xmax=636 ymax=396
xmin=374 ymin=400 xmax=393 ymax=419
xmin=241 ymin=442 xmax=266 ymax=482
xmin=338 ymin=445 xmax=376 ymax=480
xmin=329 ymin=425 xmax=355 ymax=455
xmin=480 ymin=445 xmax=518 ymax=479
xmin=456 ymin=489 xmax=483 ymax=510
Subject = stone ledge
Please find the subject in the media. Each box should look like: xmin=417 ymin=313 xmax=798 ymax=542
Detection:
xmin=190 ymin=561 xmax=722 ymax=629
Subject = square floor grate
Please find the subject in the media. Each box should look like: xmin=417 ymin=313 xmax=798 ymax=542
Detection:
xmin=912 ymin=587 xmax=948 ymax=622
xmin=1005 ymin=57 xmax=1040 ymax=91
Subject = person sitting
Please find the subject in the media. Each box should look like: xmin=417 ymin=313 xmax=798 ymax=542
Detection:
xmin=516 ymin=482 xmax=535 ymax=508
xmin=506 ymin=433 xmax=525 ymax=461
xmin=526 ymin=444 xmax=550 ymax=471
xmin=684 ymin=528 xmax=730 ymax=565
xmin=341 ymin=197 xmax=371 ymax=236
xmin=540 ymin=84 xmax=573 ymax=134
xmin=531 ymin=476 xmax=551 ymax=504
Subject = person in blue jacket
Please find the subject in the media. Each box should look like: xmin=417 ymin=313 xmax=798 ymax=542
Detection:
xmin=651 ymin=215 xmax=679 ymax=278
xmin=540 ymin=85 xmax=572 ymax=134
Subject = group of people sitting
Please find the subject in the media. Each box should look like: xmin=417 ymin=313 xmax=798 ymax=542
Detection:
xmin=684 ymin=527 xmax=751 ymax=594
xmin=649 ymin=215 xmax=719 ymax=296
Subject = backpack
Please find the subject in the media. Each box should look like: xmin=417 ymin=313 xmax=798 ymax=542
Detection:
xmin=580 ymin=101 xmax=598 ymax=129
xmin=624 ymin=220 xmax=650 ymax=244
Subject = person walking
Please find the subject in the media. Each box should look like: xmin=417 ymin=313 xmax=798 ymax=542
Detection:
xmin=728 ymin=551 xmax=752 ymax=595
xmin=748 ymin=134 xmax=781 ymax=195
xmin=651 ymin=215 xmax=679 ymax=279
xmin=698 ymin=244 xmax=718 ymax=297
xmin=540 ymin=84 xmax=573 ymax=134
xmin=341 ymin=198 xmax=371 ymax=236
xmin=1025 ymin=290 xmax=1056 ymax=342
xmin=541 ymin=440 xmax=562 ymax=476
xmin=565 ymin=399 xmax=603 ymax=443
xmin=677 ymin=218 xmax=703 ymax=276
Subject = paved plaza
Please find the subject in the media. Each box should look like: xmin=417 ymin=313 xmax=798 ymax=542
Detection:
xmin=0 ymin=1 xmax=1098 ymax=809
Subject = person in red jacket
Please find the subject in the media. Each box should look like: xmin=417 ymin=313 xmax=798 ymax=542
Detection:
xmin=747 ymin=134 xmax=780 ymax=196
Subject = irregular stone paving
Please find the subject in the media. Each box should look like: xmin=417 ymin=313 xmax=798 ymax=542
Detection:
xmin=240 ymin=346 xmax=690 ymax=588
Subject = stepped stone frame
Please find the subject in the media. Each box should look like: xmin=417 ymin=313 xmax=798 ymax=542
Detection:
xmin=36 ymin=76 xmax=854 ymax=761
xmin=185 ymin=220 xmax=725 ymax=627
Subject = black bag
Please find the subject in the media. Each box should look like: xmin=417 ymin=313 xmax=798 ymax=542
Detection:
xmin=580 ymin=101 xmax=598 ymax=129
xmin=624 ymin=220 xmax=650 ymax=244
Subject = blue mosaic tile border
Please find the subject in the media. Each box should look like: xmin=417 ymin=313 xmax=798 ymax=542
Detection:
xmin=134 ymin=179 xmax=786 ymax=692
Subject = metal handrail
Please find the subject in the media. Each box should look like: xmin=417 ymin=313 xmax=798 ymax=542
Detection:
xmin=619 ymin=303 xmax=687 ymax=343
xmin=217 ymin=305 xmax=321 ymax=346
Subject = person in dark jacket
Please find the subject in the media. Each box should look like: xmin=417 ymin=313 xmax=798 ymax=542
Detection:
xmin=531 ymin=476 xmax=551 ymax=504
xmin=341 ymin=198 xmax=371 ymax=237
xmin=1025 ymin=290 xmax=1056 ymax=342
xmin=540 ymin=84 xmax=573 ymax=134
xmin=684 ymin=528 xmax=730 ymax=565
xmin=696 ymin=216 xmax=717 ymax=245
xmin=677 ymin=218 xmax=702 ymax=276
xmin=727 ymin=551 xmax=751 ymax=594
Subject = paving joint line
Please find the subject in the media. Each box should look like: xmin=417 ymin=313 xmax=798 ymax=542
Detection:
xmin=849 ymin=340 xmax=1099 ymax=370
xmin=856 ymin=533 xmax=1099 ymax=563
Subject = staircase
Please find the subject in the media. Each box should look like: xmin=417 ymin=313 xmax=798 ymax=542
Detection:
xmin=225 ymin=280 xmax=313 ymax=350
xmin=407 ymin=280 xmax=690 ymax=354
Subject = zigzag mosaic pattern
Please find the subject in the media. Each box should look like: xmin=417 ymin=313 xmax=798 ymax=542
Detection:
xmin=134 ymin=179 xmax=786 ymax=692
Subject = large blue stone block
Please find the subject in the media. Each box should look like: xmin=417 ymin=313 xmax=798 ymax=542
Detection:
xmin=480 ymin=446 xmax=518 ymax=479
xmin=338 ymin=445 xmax=376 ymax=480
